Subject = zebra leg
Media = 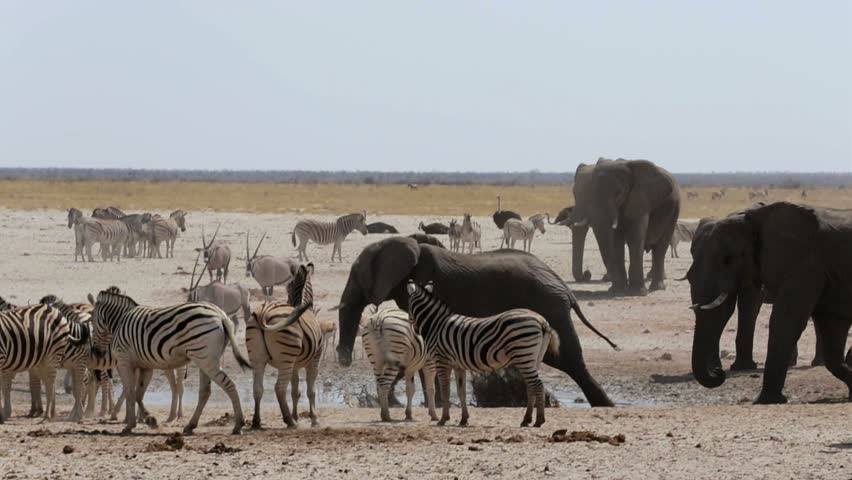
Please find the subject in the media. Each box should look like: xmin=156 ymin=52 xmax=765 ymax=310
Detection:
xmin=306 ymin=359 xmax=319 ymax=427
xmin=404 ymin=372 xmax=416 ymax=421
xmin=176 ymin=367 xmax=186 ymax=419
xmin=377 ymin=368 xmax=395 ymax=422
xmin=28 ymin=371 xmax=43 ymax=417
xmin=68 ymin=365 xmax=86 ymax=422
xmin=422 ymin=362 xmax=439 ymax=421
xmin=290 ymin=369 xmax=300 ymax=423
xmin=102 ymin=373 xmax=115 ymax=418
xmin=330 ymin=243 xmax=337 ymax=262
xmin=111 ymin=389 xmax=125 ymax=421
xmin=274 ymin=365 xmax=296 ymax=428
xmin=251 ymin=364 xmax=265 ymax=429
xmin=164 ymin=369 xmax=179 ymax=423
xmin=39 ymin=368 xmax=57 ymax=422
xmin=436 ymin=364 xmax=452 ymax=426
xmin=116 ymin=365 xmax=138 ymax=434
xmin=135 ymin=368 xmax=156 ymax=427
xmin=183 ymin=369 xmax=211 ymax=435
xmin=84 ymin=371 xmax=97 ymax=418
xmin=1 ymin=372 xmax=11 ymax=420
xmin=455 ymin=368 xmax=469 ymax=427
xmin=63 ymin=370 xmax=72 ymax=394
xmin=190 ymin=359 xmax=245 ymax=435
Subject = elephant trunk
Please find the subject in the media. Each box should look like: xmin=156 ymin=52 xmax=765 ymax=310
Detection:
xmin=690 ymin=295 xmax=735 ymax=389
xmin=336 ymin=279 xmax=368 ymax=367
xmin=571 ymin=223 xmax=589 ymax=282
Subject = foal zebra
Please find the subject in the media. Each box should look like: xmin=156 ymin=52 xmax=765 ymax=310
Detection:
xmin=361 ymin=308 xmax=438 ymax=422
xmin=0 ymin=303 xmax=77 ymax=423
xmin=148 ymin=210 xmax=187 ymax=258
xmin=406 ymin=281 xmax=559 ymax=427
xmin=447 ymin=219 xmax=462 ymax=252
xmin=502 ymin=213 xmax=549 ymax=252
xmin=91 ymin=287 xmax=248 ymax=434
xmin=292 ymin=212 xmax=368 ymax=262
xmin=246 ymin=263 xmax=322 ymax=429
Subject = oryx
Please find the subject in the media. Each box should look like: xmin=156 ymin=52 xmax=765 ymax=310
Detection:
xmin=245 ymin=231 xmax=300 ymax=301
xmin=187 ymin=252 xmax=250 ymax=328
xmin=195 ymin=224 xmax=231 ymax=282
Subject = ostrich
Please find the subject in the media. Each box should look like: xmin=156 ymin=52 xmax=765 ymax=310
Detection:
xmin=492 ymin=195 xmax=521 ymax=230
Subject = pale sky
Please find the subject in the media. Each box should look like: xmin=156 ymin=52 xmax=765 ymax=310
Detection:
xmin=1 ymin=1 xmax=850 ymax=172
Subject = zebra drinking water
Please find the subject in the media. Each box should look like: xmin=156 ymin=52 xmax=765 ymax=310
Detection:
xmin=292 ymin=211 xmax=368 ymax=262
xmin=361 ymin=308 xmax=438 ymax=422
xmin=246 ymin=263 xmax=323 ymax=429
xmin=90 ymin=287 xmax=248 ymax=435
xmin=406 ymin=280 xmax=559 ymax=427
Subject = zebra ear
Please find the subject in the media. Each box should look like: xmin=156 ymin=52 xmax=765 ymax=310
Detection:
xmin=305 ymin=263 xmax=315 ymax=276
xmin=424 ymin=282 xmax=434 ymax=293
xmin=405 ymin=280 xmax=417 ymax=295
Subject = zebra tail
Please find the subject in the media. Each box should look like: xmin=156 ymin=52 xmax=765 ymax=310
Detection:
xmin=291 ymin=229 xmax=296 ymax=247
xmin=221 ymin=311 xmax=251 ymax=370
xmin=571 ymin=303 xmax=619 ymax=350
xmin=546 ymin=326 xmax=560 ymax=357
xmin=375 ymin=323 xmax=400 ymax=369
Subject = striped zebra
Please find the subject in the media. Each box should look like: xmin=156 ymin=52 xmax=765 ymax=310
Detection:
xmin=502 ymin=213 xmax=549 ymax=252
xmin=0 ymin=303 xmax=81 ymax=423
xmin=669 ymin=220 xmax=698 ymax=258
xmin=0 ymin=298 xmax=43 ymax=419
xmin=447 ymin=219 xmax=462 ymax=252
xmin=67 ymin=208 xmax=130 ymax=262
xmin=92 ymin=206 xmax=126 ymax=220
xmin=292 ymin=212 xmax=368 ymax=262
xmin=246 ymin=263 xmax=322 ymax=429
xmin=148 ymin=210 xmax=187 ymax=259
xmin=361 ymin=308 xmax=438 ymax=422
xmin=460 ymin=214 xmax=482 ymax=254
xmin=406 ymin=280 xmax=559 ymax=428
xmin=90 ymin=287 xmax=248 ymax=435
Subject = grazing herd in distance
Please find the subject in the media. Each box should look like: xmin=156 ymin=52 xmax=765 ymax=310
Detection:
xmin=0 ymin=157 xmax=847 ymax=436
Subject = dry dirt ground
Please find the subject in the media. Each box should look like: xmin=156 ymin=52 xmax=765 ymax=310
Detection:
xmin=0 ymin=208 xmax=849 ymax=479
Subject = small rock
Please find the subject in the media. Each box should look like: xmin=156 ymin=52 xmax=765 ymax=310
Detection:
xmin=62 ymin=446 xmax=74 ymax=454
xmin=666 ymin=431 xmax=673 ymax=438
xmin=659 ymin=353 xmax=673 ymax=361
xmin=642 ymin=329 xmax=651 ymax=334
xmin=588 ymin=302 xmax=595 ymax=307
xmin=467 ymin=445 xmax=481 ymax=451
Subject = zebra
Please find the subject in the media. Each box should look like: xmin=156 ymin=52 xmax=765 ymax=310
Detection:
xmin=460 ymin=214 xmax=482 ymax=254
xmin=686 ymin=191 xmax=699 ymax=200
xmin=502 ymin=213 xmax=549 ymax=252
xmin=292 ymin=211 xmax=368 ymax=262
xmin=748 ymin=189 xmax=769 ymax=200
xmin=92 ymin=206 xmax=126 ymax=220
xmin=118 ymin=213 xmax=153 ymax=258
xmin=361 ymin=308 xmax=438 ymax=422
xmin=711 ymin=191 xmax=724 ymax=201
xmin=90 ymin=287 xmax=248 ymax=435
xmin=196 ymin=224 xmax=231 ymax=282
xmin=246 ymin=232 xmax=301 ymax=301
xmin=0 ymin=298 xmax=43 ymax=419
xmin=246 ymin=263 xmax=322 ymax=429
xmin=405 ymin=280 xmax=559 ymax=428
xmin=67 ymin=208 xmax=130 ymax=262
xmin=0 ymin=303 xmax=81 ymax=423
xmin=148 ymin=210 xmax=187 ymax=259
xmin=669 ymin=220 xmax=698 ymax=258
xmin=447 ymin=219 xmax=462 ymax=252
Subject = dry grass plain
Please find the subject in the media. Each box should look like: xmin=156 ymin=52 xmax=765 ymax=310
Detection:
xmin=1 ymin=179 xmax=850 ymax=218
xmin=0 ymin=180 xmax=850 ymax=479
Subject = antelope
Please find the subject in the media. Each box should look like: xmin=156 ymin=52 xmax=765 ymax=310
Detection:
xmin=187 ymin=253 xmax=251 ymax=329
xmin=196 ymin=224 xmax=231 ymax=282
xmin=245 ymin=232 xmax=301 ymax=301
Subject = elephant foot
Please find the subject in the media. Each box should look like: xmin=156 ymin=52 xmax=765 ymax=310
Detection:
xmin=810 ymin=357 xmax=825 ymax=367
xmin=626 ymin=285 xmax=648 ymax=297
xmin=601 ymin=273 xmax=611 ymax=283
xmin=607 ymin=284 xmax=628 ymax=295
xmin=730 ymin=359 xmax=758 ymax=371
xmin=754 ymin=391 xmax=787 ymax=405
xmin=649 ymin=280 xmax=666 ymax=292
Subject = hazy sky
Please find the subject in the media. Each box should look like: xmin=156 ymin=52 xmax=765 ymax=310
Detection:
xmin=1 ymin=2 xmax=850 ymax=172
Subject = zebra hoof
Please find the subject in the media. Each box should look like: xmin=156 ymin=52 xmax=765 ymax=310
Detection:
xmin=231 ymin=425 xmax=243 ymax=435
xmin=436 ymin=419 xmax=447 ymax=427
xmin=520 ymin=421 xmax=530 ymax=428
xmin=120 ymin=427 xmax=134 ymax=436
xmin=182 ymin=425 xmax=196 ymax=435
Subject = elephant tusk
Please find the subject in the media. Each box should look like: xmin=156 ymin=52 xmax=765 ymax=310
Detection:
xmin=690 ymin=292 xmax=728 ymax=310
xmin=611 ymin=218 xmax=619 ymax=229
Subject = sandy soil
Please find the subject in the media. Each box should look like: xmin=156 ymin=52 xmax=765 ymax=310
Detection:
xmin=0 ymin=208 xmax=849 ymax=479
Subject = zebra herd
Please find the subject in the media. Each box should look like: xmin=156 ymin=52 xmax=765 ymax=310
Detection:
xmin=67 ymin=206 xmax=187 ymax=262
xmin=0 ymin=257 xmax=557 ymax=431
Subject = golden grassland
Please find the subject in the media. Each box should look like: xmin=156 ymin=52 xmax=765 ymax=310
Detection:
xmin=0 ymin=179 xmax=850 ymax=218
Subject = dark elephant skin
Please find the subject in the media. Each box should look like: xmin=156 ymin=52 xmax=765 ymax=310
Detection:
xmin=366 ymin=222 xmax=399 ymax=234
xmin=336 ymin=236 xmax=618 ymax=407
xmin=691 ymin=216 xmax=825 ymax=371
xmin=407 ymin=233 xmax=445 ymax=248
xmin=688 ymin=202 xmax=852 ymax=404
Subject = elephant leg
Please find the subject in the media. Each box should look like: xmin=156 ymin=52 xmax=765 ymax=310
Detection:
xmin=570 ymin=225 xmax=589 ymax=283
xmin=648 ymin=240 xmax=667 ymax=292
xmin=810 ymin=312 xmax=852 ymax=399
xmin=811 ymin=320 xmax=825 ymax=367
xmin=546 ymin=322 xmax=613 ymax=407
xmin=731 ymin=289 xmax=760 ymax=371
xmin=606 ymin=227 xmax=628 ymax=294
xmin=755 ymin=288 xmax=816 ymax=405
xmin=624 ymin=218 xmax=648 ymax=296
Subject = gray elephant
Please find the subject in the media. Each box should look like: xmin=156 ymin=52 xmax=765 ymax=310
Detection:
xmin=569 ymin=158 xmax=680 ymax=295
xmin=334 ymin=236 xmax=618 ymax=407
xmin=688 ymin=202 xmax=852 ymax=404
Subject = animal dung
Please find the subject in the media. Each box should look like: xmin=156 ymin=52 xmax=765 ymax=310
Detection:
xmin=549 ymin=430 xmax=626 ymax=446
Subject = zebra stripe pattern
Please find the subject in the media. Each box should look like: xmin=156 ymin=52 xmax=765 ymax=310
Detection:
xmin=405 ymin=280 xmax=559 ymax=427
xmin=502 ymin=214 xmax=548 ymax=252
xmin=460 ymin=214 xmax=482 ymax=254
xmin=292 ymin=212 xmax=367 ymax=262
xmin=68 ymin=208 xmax=131 ymax=262
xmin=246 ymin=263 xmax=322 ymax=428
xmin=91 ymin=287 xmax=248 ymax=434
xmin=149 ymin=210 xmax=187 ymax=258
xmin=361 ymin=308 xmax=438 ymax=422
xmin=669 ymin=221 xmax=698 ymax=258
xmin=0 ymin=303 xmax=73 ymax=423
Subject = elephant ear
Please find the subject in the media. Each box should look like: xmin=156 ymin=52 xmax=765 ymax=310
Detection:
xmin=745 ymin=202 xmax=819 ymax=276
xmin=358 ymin=238 xmax=420 ymax=305
xmin=624 ymin=160 xmax=674 ymax=220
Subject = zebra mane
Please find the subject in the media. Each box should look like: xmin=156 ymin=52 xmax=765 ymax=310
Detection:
xmin=170 ymin=209 xmax=187 ymax=219
xmin=0 ymin=296 xmax=16 ymax=311
xmin=97 ymin=287 xmax=139 ymax=308
xmin=286 ymin=263 xmax=314 ymax=308
xmin=338 ymin=212 xmax=364 ymax=223
xmin=39 ymin=295 xmax=86 ymax=324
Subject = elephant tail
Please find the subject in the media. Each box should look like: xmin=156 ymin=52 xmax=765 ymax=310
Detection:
xmin=571 ymin=302 xmax=619 ymax=350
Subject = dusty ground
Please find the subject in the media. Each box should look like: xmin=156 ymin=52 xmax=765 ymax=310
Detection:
xmin=0 ymin=208 xmax=849 ymax=479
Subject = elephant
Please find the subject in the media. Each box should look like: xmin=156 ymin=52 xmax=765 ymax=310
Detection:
xmin=688 ymin=201 xmax=852 ymax=404
xmin=569 ymin=158 xmax=680 ymax=295
xmin=690 ymin=214 xmax=824 ymax=371
xmin=334 ymin=236 xmax=619 ymax=407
